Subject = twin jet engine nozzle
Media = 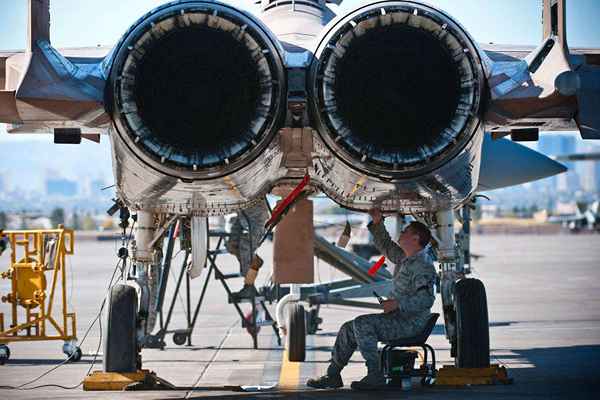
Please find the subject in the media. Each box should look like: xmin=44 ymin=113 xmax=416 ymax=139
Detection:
xmin=106 ymin=0 xmax=485 ymax=181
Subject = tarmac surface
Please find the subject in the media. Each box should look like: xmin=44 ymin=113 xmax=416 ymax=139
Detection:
xmin=1 ymin=233 xmax=599 ymax=399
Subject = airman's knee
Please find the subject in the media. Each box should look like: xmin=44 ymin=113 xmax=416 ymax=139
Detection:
xmin=353 ymin=315 xmax=369 ymax=327
xmin=340 ymin=320 xmax=354 ymax=333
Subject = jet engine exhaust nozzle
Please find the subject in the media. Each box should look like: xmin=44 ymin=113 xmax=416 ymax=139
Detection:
xmin=310 ymin=2 xmax=485 ymax=178
xmin=108 ymin=2 xmax=285 ymax=177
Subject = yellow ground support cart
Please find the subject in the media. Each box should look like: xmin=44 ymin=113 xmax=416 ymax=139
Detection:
xmin=0 ymin=226 xmax=81 ymax=364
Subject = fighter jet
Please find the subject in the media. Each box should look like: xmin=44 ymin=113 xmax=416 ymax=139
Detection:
xmin=1 ymin=0 xmax=599 ymax=372
xmin=547 ymin=201 xmax=600 ymax=233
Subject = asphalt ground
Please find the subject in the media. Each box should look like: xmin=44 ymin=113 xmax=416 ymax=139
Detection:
xmin=0 ymin=233 xmax=599 ymax=399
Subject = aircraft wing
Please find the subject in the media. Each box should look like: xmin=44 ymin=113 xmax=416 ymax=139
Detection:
xmin=481 ymin=43 xmax=600 ymax=62
xmin=0 ymin=37 xmax=112 ymax=141
xmin=554 ymin=152 xmax=600 ymax=161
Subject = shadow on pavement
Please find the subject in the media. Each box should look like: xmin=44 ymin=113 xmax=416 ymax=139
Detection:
xmin=175 ymin=345 xmax=600 ymax=400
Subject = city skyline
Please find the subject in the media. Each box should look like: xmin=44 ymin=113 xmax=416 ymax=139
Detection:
xmin=0 ymin=133 xmax=598 ymax=214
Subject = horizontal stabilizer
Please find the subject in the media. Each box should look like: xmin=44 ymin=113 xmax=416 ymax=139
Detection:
xmin=477 ymin=134 xmax=567 ymax=192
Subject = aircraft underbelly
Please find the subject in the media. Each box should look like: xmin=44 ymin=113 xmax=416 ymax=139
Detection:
xmin=110 ymin=125 xmax=483 ymax=214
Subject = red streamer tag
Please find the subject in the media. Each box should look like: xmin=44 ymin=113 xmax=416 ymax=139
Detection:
xmin=368 ymin=256 xmax=386 ymax=276
xmin=265 ymin=174 xmax=310 ymax=230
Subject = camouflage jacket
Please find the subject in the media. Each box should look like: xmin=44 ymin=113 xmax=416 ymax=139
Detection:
xmin=368 ymin=221 xmax=436 ymax=321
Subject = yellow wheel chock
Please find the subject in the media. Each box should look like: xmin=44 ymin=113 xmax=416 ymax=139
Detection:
xmin=435 ymin=364 xmax=513 ymax=386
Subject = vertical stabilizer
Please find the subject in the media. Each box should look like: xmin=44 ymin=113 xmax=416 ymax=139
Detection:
xmin=542 ymin=0 xmax=567 ymax=50
xmin=28 ymin=0 xmax=50 ymax=51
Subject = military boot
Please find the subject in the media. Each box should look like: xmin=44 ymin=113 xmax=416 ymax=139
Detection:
xmin=306 ymin=374 xmax=344 ymax=389
xmin=231 ymin=255 xmax=263 ymax=300
xmin=230 ymin=284 xmax=258 ymax=300
xmin=350 ymin=362 xmax=386 ymax=391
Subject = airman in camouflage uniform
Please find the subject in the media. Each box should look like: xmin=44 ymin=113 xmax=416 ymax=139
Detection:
xmin=227 ymin=198 xmax=270 ymax=298
xmin=307 ymin=209 xmax=436 ymax=390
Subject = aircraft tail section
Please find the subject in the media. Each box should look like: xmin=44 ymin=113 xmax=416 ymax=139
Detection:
xmin=0 ymin=0 xmax=107 ymax=132
xmin=542 ymin=0 xmax=567 ymax=49
xmin=28 ymin=0 xmax=51 ymax=52
xmin=486 ymin=0 xmax=600 ymax=140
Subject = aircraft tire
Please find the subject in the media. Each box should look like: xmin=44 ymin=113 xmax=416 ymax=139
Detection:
xmin=287 ymin=303 xmax=306 ymax=362
xmin=172 ymin=332 xmax=188 ymax=346
xmin=454 ymin=278 xmax=490 ymax=368
xmin=103 ymin=284 xmax=138 ymax=372
xmin=0 ymin=344 xmax=9 ymax=365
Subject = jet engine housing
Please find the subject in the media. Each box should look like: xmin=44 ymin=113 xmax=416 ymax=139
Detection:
xmin=104 ymin=1 xmax=288 ymax=213
xmin=306 ymin=1 xmax=488 ymax=211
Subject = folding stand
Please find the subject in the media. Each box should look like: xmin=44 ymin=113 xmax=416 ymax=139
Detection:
xmin=146 ymin=229 xmax=280 ymax=349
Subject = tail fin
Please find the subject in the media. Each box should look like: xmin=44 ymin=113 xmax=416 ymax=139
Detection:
xmin=542 ymin=0 xmax=567 ymax=50
xmin=28 ymin=0 xmax=50 ymax=52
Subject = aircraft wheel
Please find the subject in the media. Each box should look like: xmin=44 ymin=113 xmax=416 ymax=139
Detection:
xmin=63 ymin=341 xmax=82 ymax=362
xmin=287 ymin=303 xmax=306 ymax=362
xmin=70 ymin=347 xmax=82 ymax=362
xmin=103 ymin=284 xmax=138 ymax=372
xmin=172 ymin=332 xmax=188 ymax=346
xmin=0 ymin=344 xmax=9 ymax=365
xmin=64 ymin=346 xmax=82 ymax=362
xmin=421 ymin=375 xmax=435 ymax=386
xmin=454 ymin=278 xmax=490 ymax=368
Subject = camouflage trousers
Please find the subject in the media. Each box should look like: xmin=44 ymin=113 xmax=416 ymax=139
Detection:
xmin=329 ymin=311 xmax=428 ymax=373
xmin=226 ymin=201 xmax=269 ymax=274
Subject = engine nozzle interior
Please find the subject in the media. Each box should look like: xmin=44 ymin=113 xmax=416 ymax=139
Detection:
xmin=109 ymin=3 xmax=285 ymax=176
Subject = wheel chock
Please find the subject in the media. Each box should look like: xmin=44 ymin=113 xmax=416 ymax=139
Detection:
xmin=83 ymin=369 xmax=176 ymax=391
xmin=434 ymin=364 xmax=513 ymax=386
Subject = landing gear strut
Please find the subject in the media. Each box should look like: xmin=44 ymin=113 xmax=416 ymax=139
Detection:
xmin=102 ymin=207 xmax=159 ymax=373
xmin=435 ymin=205 xmax=490 ymax=368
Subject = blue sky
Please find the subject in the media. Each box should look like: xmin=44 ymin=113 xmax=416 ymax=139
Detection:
xmin=0 ymin=0 xmax=599 ymax=50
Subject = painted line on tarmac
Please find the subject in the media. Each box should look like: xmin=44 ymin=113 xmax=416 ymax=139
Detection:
xmin=278 ymin=349 xmax=301 ymax=390
xmin=261 ymin=334 xmax=283 ymax=385
xmin=278 ymin=335 xmax=315 ymax=390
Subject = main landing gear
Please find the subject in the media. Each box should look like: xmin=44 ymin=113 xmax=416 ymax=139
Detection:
xmin=434 ymin=204 xmax=490 ymax=368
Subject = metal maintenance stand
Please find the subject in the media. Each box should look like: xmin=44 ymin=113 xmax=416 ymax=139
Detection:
xmin=145 ymin=229 xmax=280 ymax=350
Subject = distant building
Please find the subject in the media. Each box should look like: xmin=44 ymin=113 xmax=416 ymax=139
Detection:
xmin=46 ymin=178 xmax=78 ymax=197
xmin=91 ymin=178 xmax=110 ymax=197
xmin=537 ymin=134 xmax=580 ymax=194
xmin=480 ymin=204 xmax=500 ymax=219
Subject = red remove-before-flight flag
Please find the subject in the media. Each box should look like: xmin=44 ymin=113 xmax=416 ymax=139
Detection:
xmin=368 ymin=256 xmax=386 ymax=276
